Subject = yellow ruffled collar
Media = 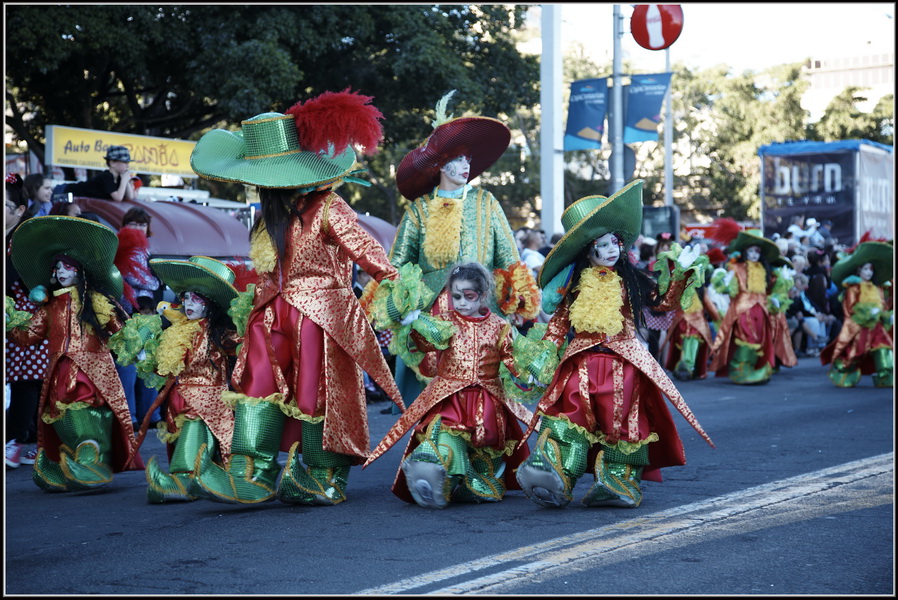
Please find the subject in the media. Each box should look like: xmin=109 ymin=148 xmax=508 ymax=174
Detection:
xmin=569 ymin=267 xmax=624 ymax=336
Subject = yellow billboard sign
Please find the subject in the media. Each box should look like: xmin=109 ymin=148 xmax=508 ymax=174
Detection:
xmin=45 ymin=125 xmax=197 ymax=177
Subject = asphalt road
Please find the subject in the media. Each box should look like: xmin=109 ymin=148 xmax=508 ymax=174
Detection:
xmin=4 ymin=355 xmax=893 ymax=596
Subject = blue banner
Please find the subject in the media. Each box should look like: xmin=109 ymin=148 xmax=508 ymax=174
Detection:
xmin=623 ymin=73 xmax=672 ymax=144
xmin=564 ymin=79 xmax=608 ymax=151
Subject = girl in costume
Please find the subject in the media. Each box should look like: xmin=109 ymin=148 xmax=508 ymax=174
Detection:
xmin=188 ymin=90 xmax=404 ymax=506
xmin=820 ymin=237 xmax=893 ymax=387
xmin=380 ymin=90 xmax=540 ymax=407
xmin=110 ymin=256 xmax=240 ymax=503
xmin=364 ymin=262 xmax=540 ymax=508
xmin=707 ymin=219 xmax=798 ymax=384
xmin=515 ymin=181 xmax=715 ymax=509
xmin=662 ymin=248 xmax=723 ymax=381
xmin=5 ymin=216 xmax=144 ymax=492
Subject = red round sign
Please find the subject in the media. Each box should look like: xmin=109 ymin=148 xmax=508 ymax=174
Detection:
xmin=631 ymin=5 xmax=684 ymax=51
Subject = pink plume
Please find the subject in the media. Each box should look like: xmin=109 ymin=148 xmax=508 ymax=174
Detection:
xmin=286 ymin=88 xmax=384 ymax=157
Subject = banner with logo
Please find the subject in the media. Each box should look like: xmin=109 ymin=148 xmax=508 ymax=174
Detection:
xmin=623 ymin=73 xmax=672 ymax=144
xmin=45 ymin=125 xmax=198 ymax=177
xmin=563 ymin=78 xmax=608 ymax=151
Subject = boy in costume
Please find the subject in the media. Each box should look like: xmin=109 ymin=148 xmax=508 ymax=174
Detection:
xmin=110 ymin=256 xmax=241 ymax=503
xmin=515 ymin=181 xmax=715 ymax=509
xmin=6 ymin=216 xmax=144 ymax=491
xmin=820 ymin=236 xmax=893 ymax=387
xmin=364 ymin=262 xmax=540 ymax=508
xmin=187 ymin=90 xmax=404 ymax=505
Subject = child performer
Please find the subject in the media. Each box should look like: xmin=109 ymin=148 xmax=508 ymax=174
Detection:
xmin=5 ymin=216 xmax=144 ymax=492
xmin=515 ymin=181 xmax=715 ymax=509
xmin=110 ymin=256 xmax=241 ymax=503
xmin=364 ymin=262 xmax=538 ymax=508
xmin=820 ymin=237 xmax=893 ymax=387
xmin=188 ymin=90 xmax=404 ymax=505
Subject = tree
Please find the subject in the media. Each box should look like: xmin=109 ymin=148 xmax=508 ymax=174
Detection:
xmin=809 ymin=86 xmax=893 ymax=145
xmin=5 ymin=4 xmax=540 ymax=222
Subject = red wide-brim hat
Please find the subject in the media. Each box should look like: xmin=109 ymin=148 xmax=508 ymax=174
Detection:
xmin=395 ymin=116 xmax=510 ymax=200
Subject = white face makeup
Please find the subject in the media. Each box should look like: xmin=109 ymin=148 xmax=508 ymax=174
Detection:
xmin=439 ymin=155 xmax=472 ymax=190
xmin=859 ymin=262 xmax=874 ymax=282
xmin=183 ymin=291 xmax=209 ymax=320
xmin=588 ymin=232 xmax=621 ymax=267
xmin=54 ymin=260 xmax=79 ymax=287
xmin=450 ymin=279 xmax=484 ymax=317
xmin=746 ymin=246 xmax=761 ymax=263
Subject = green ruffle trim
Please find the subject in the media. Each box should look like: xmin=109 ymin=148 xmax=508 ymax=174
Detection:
xmin=768 ymin=267 xmax=795 ymax=314
xmin=370 ymin=263 xmax=434 ymax=329
xmin=221 ymin=390 xmax=323 ymax=423
xmin=228 ymin=284 xmax=255 ymax=337
xmin=108 ymin=313 xmax=163 ymax=365
xmin=841 ymin=275 xmax=862 ymax=287
xmin=852 ymin=302 xmax=887 ymax=329
xmin=734 ymin=337 xmax=762 ymax=351
xmin=5 ymin=296 xmax=33 ymax=332
xmin=41 ymin=401 xmax=92 ymax=425
xmin=413 ymin=425 xmax=518 ymax=458
xmin=711 ymin=267 xmax=738 ymax=298
xmin=512 ymin=323 xmax=560 ymax=385
xmin=653 ymin=243 xmax=711 ymax=309
xmin=538 ymin=411 xmax=659 ymax=454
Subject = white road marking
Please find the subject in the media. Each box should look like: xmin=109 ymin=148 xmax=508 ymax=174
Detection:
xmin=356 ymin=453 xmax=894 ymax=595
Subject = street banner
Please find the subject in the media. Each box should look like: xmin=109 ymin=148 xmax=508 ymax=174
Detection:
xmin=564 ymin=78 xmax=608 ymax=151
xmin=45 ymin=125 xmax=197 ymax=177
xmin=623 ymin=72 xmax=672 ymax=144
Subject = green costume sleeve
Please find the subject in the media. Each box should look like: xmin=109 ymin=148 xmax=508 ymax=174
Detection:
xmin=388 ymin=201 xmax=423 ymax=269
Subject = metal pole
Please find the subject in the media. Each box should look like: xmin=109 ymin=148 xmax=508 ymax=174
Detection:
xmin=664 ymin=47 xmax=673 ymax=207
xmin=540 ymin=5 xmax=564 ymax=238
xmin=611 ymin=5 xmax=624 ymax=193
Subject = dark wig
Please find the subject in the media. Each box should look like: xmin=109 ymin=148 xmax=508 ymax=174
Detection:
xmin=252 ymin=188 xmax=325 ymax=264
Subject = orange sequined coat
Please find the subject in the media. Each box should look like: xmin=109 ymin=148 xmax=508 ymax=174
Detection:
xmin=151 ymin=319 xmax=239 ymax=461
xmin=7 ymin=289 xmax=143 ymax=471
xmin=521 ymin=274 xmax=714 ymax=481
xmin=709 ymin=261 xmax=797 ymax=373
xmin=820 ymin=282 xmax=893 ymax=372
xmin=231 ymin=192 xmax=402 ymax=461
xmin=365 ymin=309 xmax=533 ymax=502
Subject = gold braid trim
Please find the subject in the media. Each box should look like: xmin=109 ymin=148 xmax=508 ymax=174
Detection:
xmin=747 ymin=261 xmax=767 ymax=294
xmin=249 ymin=220 xmax=278 ymax=274
xmin=155 ymin=318 xmax=203 ymax=377
xmin=423 ymin=193 xmax=463 ymax=267
xmin=569 ymin=267 xmax=624 ymax=336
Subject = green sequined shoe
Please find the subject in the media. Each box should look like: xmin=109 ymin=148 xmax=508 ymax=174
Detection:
xmin=582 ymin=447 xmax=647 ymax=508
xmin=59 ymin=440 xmax=113 ymax=490
xmin=828 ymin=359 xmax=861 ymax=388
xmin=147 ymin=418 xmax=217 ymax=503
xmin=728 ymin=343 xmax=772 ymax=385
xmin=872 ymin=348 xmax=893 ymax=388
xmin=32 ymin=446 xmax=73 ymax=493
xmin=277 ymin=442 xmax=350 ymax=505
xmin=402 ymin=417 xmax=457 ymax=509
xmin=674 ymin=336 xmax=700 ymax=381
xmin=452 ymin=449 xmax=506 ymax=503
xmin=517 ymin=428 xmax=572 ymax=508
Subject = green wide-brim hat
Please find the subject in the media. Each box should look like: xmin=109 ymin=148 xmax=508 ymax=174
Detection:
xmin=538 ymin=180 xmax=644 ymax=288
xmin=149 ymin=256 xmax=238 ymax=311
xmin=830 ymin=241 xmax=893 ymax=287
xmin=11 ymin=216 xmax=123 ymax=298
xmin=727 ymin=229 xmax=781 ymax=265
xmin=190 ymin=112 xmax=357 ymax=189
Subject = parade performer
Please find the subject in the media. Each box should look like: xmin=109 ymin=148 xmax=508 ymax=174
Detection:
xmin=5 ymin=216 xmax=144 ymax=492
xmin=820 ymin=236 xmax=893 ymax=387
xmin=381 ymin=90 xmax=540 ymax=404
xmin=515 ymin=181 xmax=715 ymax=509
xmin=662 ymin=251 xmax=723 ymax=381
xmin=188 ymin=89 xmax=404 ymax=505
xmin=708 ymin=219 xmax=797 ymax=384
xmin=364 ymin=262 xmax=545 ymax=508
xmin=109 ymin=256 xmax=240 ymax=503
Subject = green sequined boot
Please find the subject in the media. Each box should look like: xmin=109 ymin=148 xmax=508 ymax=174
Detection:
xmin=452 ymin=447 xmax=506 ymax=503
xmin=32 ymin=445 xmax=75 ymax=492
xmin=193 ymin=395 xmax=284 ymax=504
xmin=582 ymin=444 xmax=649 ymax=508
xmin=54 ymin=406 xmax=114 ymax=490
xmin=277 ymin=420 xmax=353 ymax=505
xmin=517 ymin=416 xmax=590 ymax=508
xmin=828 ymin=358 xmax=861 ymax=388
xmin=674 ymin=335 xmax=701 ymax=381
xmin=728 ymin=343 xmax=772 ymax=385
xmin=401 ymin=416 xmax=463 ymax=509
xmin=871 ymin=348 xmax=893 ymax=388
xmin=146 ymin=418 xmax=216 ymax=504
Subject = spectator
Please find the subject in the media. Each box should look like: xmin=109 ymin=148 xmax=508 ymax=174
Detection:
xmin=23 ymin=174 xmax=53 ymax=217
xmin=114 ymin=207 xmax=161 ymax=315
xmin=55 ymin=146 xmax=136 ymax=202
xmin=514 ymin=226 xmax=530 ymax=254
xmin=48 ymin=199 xmax=82 ymax=217
xmin=5 ymin=173 xmax=48 ymax=469
xmin=520 ymin=228 xmax=546 ymax=278
xmin=539 ymin=231 xmax=560 ymax=257
xmin=786 ymin=273 xmax=832 ymax=357
xmin=805 ymin=218 xmax=827 ymax=248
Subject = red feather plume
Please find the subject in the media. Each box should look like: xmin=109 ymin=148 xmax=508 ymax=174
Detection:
xmin=707 ymin=218 xmax=742 ymax=246
xmin=706 ymin=247 xmax=727 ymax=265
xmin=286 ymin=88 xmax=384 ymax=157
xmin=844 ymin=229 xmax=889 ymax=255
xmin=225 ymin=259 xmax=259 ymax=293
